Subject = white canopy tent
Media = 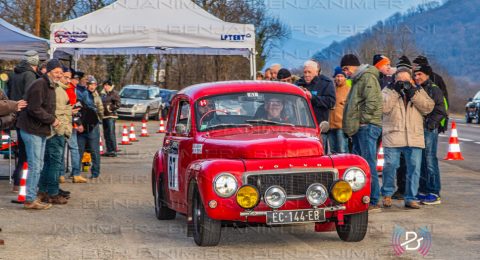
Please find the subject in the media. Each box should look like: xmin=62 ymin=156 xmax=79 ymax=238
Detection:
xmin=49 ymin=0 xmax=256 ymax=78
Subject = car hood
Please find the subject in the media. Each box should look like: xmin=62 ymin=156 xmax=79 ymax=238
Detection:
xmin=120 ymin=98 xmax=148 ymax=105
xmin=202 ymin=132 xmax=323 ymax=159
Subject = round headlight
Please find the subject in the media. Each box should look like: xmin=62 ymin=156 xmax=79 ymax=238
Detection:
xmin=331 ymin=180 xmax=353 ymax=204
xmin=343 ymin=167 xmax=366 ymax=191
xmin=213 ymin=173 xmax=238 ymax=198
xmin=264 ymin=185 xmax=287 ymax=209
xmin=236 ymin=185 xmax=260 ymax=209
xmin=306 ymin=183 xmax=328 ymax=206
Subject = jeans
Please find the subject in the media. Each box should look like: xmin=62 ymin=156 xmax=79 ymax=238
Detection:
xmin=20 ymin=130 xmax=46 ymax=202
xmin=12 ymin=128 xmax=27 ymax=186
xmin=102 ymin=118 xmax=117 ymax=154
xmin=328 ymin=129 xmax=349 ymax=153
xmin=381 ymin=147 xmax=423 ymax=203
xmin=420 ymin=129 xmax=441 ymax=196
xmin=352 ymin=124 xmax=382 ymax=205
xmin=38 ymin=135 xmax=65 ymax=196
xmin=62 ymin=129 xmax=81 ymax=177
xmin=77 ymin=125 xmax=101 ymax=177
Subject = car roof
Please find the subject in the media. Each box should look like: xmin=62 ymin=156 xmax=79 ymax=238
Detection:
xmin=177 ymin=80 xmax=307 ymax=100
xmin=122 ymin=85 xmax=159 ymax=90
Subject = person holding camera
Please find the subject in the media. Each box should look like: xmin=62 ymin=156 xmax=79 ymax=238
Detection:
xmin=414 ymin=62 xmax=448 ymax=205
xmin=380 ymin=67 xmax=434 ymax=209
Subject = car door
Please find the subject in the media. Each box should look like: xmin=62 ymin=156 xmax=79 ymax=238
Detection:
xmin=162 ymin=98 xmax=193 ymax=208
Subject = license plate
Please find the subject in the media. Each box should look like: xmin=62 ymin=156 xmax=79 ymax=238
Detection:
xmin=266 ymin=209 xmax=325 ymax=224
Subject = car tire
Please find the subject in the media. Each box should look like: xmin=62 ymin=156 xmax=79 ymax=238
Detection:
xmin=192 ymin=187 xmax=222 ymax=246
xmin=336 ymin=211 xmax=368 ymax=242
xmin=154 ymin=175 xmax=176 ymax=220
xmin=143 ymin=108 xmax=150 ymax=121
xmin=466 ymin=113 xmax=472 ymax=123
xmin=154 ymin=108 xmax=161 ymax=121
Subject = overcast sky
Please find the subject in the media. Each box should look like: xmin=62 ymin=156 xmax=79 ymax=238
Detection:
xmin=264 ymin=0 xmax=437 ymax=68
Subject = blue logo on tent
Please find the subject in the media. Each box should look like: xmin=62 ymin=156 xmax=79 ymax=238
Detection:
xmin=220 ymin=33 xmax=252 ymax=42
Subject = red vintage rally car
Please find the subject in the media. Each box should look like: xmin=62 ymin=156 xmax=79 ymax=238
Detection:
xmin=151 ymin=81 xmax=371 ymax=246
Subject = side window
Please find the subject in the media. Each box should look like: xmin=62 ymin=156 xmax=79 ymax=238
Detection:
xmin=166 ymin=99 xmax=176 ymax=132
xmin=174 ymin=100 xmax=191 ymax=135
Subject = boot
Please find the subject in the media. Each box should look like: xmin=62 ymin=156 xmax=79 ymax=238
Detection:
xmin=73 ymin=175 xmax=87 ymax=183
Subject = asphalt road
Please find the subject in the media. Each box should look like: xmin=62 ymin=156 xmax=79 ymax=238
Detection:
xmin=0 ymin=120 xmax=479 ymax=260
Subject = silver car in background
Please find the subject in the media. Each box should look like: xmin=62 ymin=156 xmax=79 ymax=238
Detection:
xmin=117 ymin=85 xmax=163 ymax=120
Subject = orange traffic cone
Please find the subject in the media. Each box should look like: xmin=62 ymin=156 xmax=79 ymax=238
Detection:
xmin=119 ymin=125 xmax=131 ymax=145
xmin=157 ymin=117 xmax=166 ymax=133
xmin=444 ymin=120 xmax=464 ymax=160
xmin=376 ymin=142 xmax=384 ymax=172
xmin=99 ymin=136 xmax=105 ymax=155
xmin=140 ymin=119 xmax=149 ymax=137
xmin=129 ymin=123 xmax=138 ymax=142
xmin=11 ymin=163 xmax=28 ymax=204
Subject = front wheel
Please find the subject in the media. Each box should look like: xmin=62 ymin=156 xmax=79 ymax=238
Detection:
xmin=154 ymin=176 xmax=176 ymax=220
xmin=192 ymin=187 xmax=221 ymax=246
xmin=143 ymin=108 xmax=150 ymax=121
xmin=336 ymin=211 xmax=368 ymax=242
xmin=466 ymin=113 xmax=472 ymax=123
xmin=154 ymin=108 xmax=162 ymax=121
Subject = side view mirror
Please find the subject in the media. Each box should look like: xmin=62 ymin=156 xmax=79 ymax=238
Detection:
xmin=319 ymin=121 xmax=330 ymax=134
xmin=468 ymin=98 xmax=473 ymax=102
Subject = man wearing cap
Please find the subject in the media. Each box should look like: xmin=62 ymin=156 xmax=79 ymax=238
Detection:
xmin=16 ymin=59 xmax=63 ymax=210
xmin=37 ymin=66 xmax=73 ymax=205
xmin=328 ymin=67 xmax=350 ymax=154
xmin=295 ymin=60 xmax=336 ymax=154
xmin=277 ymin=68 xmax=293 ymax=83
xmin=100 ymin=79 xmax=121 ymax=157
xmin=413 ymin=60 xmax=447 ymax=205
xmin=373 ymin=54 xmax=395 ymax=90
xmin=76 ymin=75 xmax=104 ymax=179
xmin=381 ymin=66 xmax=434 ymax=209
xmin=6 ymin=50 xmax=39 ymax=192
xmin=413 ymin=56 xmax=449 ymax=107
xmin=341 ymin=54 xmax=383 ymax=211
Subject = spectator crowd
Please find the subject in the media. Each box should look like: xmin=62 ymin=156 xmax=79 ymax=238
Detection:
xmin=1 ymin=51 xmax=120 ymax=209
xmin=257 ymin=53 xmax=449 ymax=211
xmin=0 ymin=50 xmax=449 ymax=212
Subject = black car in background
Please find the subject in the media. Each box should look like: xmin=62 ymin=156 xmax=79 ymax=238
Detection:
xmin=466 ymin=91 xmax=480 ymax=124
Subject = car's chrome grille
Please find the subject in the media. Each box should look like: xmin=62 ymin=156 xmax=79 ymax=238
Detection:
xmin=121 ymin=104 xmax=134 ymax=108
xmin=245 ymin=170 xmax=336 ymax=197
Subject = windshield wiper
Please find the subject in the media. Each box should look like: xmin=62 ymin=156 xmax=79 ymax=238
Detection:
xmin=203 ymin=123 xmax=252 ymax=131
xmin=245 ymin=119 xmax=295 ymax=127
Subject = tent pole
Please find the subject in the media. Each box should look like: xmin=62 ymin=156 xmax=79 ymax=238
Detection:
xmin=250 ymin=48 xmax=257 ymax=80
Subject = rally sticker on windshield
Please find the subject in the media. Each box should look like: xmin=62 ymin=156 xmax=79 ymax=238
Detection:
xmin=192 ymin=144 xmax=203 ymax=154
xmin=168 ymin=154 xmax=179 ymax=191
xmin=247 ymin=92 xmax=258 ymax=97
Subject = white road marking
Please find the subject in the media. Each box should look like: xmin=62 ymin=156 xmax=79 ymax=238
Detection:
xmin=475 ymin=142 xmax=480 ymax=145
xmin=439 ymin=134 xmax=448 ymax=137
xmin=458 ymin=138 xmax=474 ymax=142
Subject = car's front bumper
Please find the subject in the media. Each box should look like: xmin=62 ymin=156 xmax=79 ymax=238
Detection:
xmin=117 ymin=107 xmax=147 ymax=118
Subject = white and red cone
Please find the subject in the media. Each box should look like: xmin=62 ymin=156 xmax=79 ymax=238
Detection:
xmin=140 ymin=120 xmax=149 ymax=137
xmin=129 ymin=123 xmax=138 ymax=142
xmin=444 ymin=120 xmax=464 ymax=160
xmin=119 ymin=125 xmax=131 ymax=145
xmin=157 ymin=117 xmax=166 ymax=133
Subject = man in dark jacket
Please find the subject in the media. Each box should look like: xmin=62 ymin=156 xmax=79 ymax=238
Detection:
xmin=6 ymin=50 xmax=39 ymax=193
xmin=100 ymin=79 xmax=121 ymax=157
xmin=413 ymin=56 xmax=449 ymax=108
xmin=295 ymin=60 xmax=336 ymax=153
xmin=16 ymin=59 xmax=63 ymax=210
xmin=414 ymin=62 xmax=447 ymax=206
xmin=341 ymin=54 xmax=383 ymax=211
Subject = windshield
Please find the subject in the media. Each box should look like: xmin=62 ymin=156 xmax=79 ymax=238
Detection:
xmin=195 ymin=92 xmax=316 ymax=131
xmin=120 ymin=88 xmax=148 ymax=100
xmin=474 ymin=91 xmax=480 ymax=100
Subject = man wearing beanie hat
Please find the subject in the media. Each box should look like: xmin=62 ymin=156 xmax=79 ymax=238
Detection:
xmin=414 ymin=62 xmax=448 ymax=206
xmin=100 ymin=78 xmax=121 ymax=157
xmin=16 ymin=59 xmax=64 ymax=210
xmin=341 ymin=54 xmax=383 ymax=211
xmin=373 ymin=54 xmax=394 ymax=90
xmin=413 ymin=55 xmax=449 ymax=107
xmin=6 ymin=51 xmax=40 ymax=192
xmin=328 ymin=67 xmax=350 ymax=153
xmin=381 ymin=67 xmax=434 ymax=209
